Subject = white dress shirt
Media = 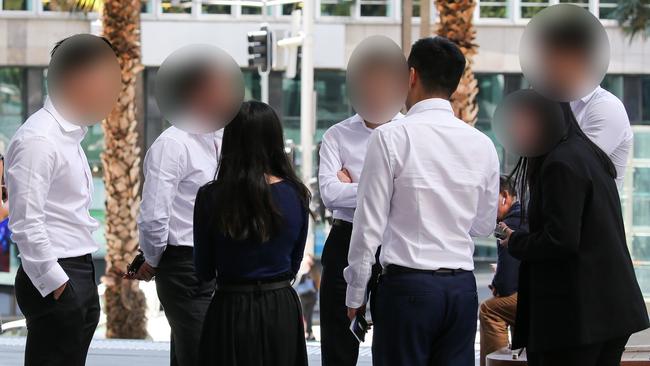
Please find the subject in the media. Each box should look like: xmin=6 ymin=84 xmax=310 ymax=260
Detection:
xmin=6 ymin=97 xmax=99 ymax=297
xmin=571 ymin=86 xmax=633 ymax=189
xmin=137 ymin=126 xmax=221 ymax=267
xmin=319 ymin=113 xmax=403 ymax=223
xmin=344 ymin=98 xmax=500 ymax=308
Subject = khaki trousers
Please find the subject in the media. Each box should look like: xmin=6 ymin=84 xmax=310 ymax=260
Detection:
xmin=479 ymin=292 xmax=518 ymax=366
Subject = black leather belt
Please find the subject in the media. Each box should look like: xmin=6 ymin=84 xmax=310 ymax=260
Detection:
xmin=332 ymin=219 xmax=352 ymax=228
xmin=216 ymin=280 xmax=292 ymax=293
xmin=59 ymin=254 xmax=93 ymax=263
xmin=382 ymin=264 xmax=470 ymax=276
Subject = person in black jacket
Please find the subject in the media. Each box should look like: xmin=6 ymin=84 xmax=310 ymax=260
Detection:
xmin=479 ymin=176 xmax=528 ymax=366
xmin=498 ymin=90 xmax=649 ymax=366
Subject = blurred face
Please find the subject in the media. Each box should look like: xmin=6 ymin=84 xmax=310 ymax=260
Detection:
xmin=184 ymin=68 xmax=235 ymax=133
xmin=57 ymin=56 xmax=121 ymax=126
xmin=507 ymin=107 xmax=543 ymax=157
xmin=539 ymin=46 xmax=589 ymax=101
xmin=349 ymin=64 xmax=408 ymax=125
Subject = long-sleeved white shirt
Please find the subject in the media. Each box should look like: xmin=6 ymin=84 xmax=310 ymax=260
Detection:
xmin=570 ymin=86 xmax=632 ymax=189
xmin=318 ymin=113 xmax=402 ymax=223
xmin=137 ymin=126 xmax=221 ymax=267
xmin=344 ymin=98 xmax=500 ymax=308
xmin=6 ymin=97 xmax=99 ymax=297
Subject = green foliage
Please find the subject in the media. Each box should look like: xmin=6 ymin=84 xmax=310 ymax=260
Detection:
xmin=615 ymin=0 xmax=650 ymax=40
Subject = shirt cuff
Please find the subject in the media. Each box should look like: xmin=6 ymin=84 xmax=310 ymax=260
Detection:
xmin=345 ymin=284 xmax=367 ymax=308
xmin=144 ymin=249 xmax=165 ymax=268
xmin=33 ymin=263 xmax=69 ymax=298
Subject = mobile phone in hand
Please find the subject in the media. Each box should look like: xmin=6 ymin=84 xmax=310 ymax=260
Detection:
xmin=494 ymin=224 xmax=507 ymax=240
xmin=350 ymin=313 xmax=370 ymax=343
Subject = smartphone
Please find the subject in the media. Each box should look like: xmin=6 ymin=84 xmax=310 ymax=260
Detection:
xmin=349 ymin=313 xmax=370 ymax=343
xmin=494 ymin=224 xmax=507 ymax=240
xmin=126 ymin=250 xmax=146 ymax=277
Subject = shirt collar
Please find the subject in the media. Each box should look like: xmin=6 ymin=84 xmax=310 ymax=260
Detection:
xmin=352 ymin=112 xmax=404 ymax=126
xmin=43 ymin=96 xmax=84 ymax=133
xmin=406 ymin=98 xmax=454 ymax=116
xmin=577 ymin=86 xmax=600 ymax=104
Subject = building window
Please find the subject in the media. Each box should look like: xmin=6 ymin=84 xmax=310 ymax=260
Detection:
xmin=478 ymin=0 xmax=508 ymax=19
xmin=161 ymin=0 xmax=192 ymax=14
xmin=320 ymin=0 xmax=353 ymax=16
xmin=242 ymin=5 xmax=263 ymax=15
xmin=0 ymin=68 xmax=25 ymax=155
xmin=1 ymin=0 xmax=31 ymax=10
xmin=360 ymin=0 xmax=389 ymax=16
xmin=599 ymin=0 xmax=618 ymax=20
xmin=558 ymin=0 xmax=589 ymax=9
xmin=202 ymin=1 xmax=232 ymax=14
xmin=520 ymin=0 xmax=548 ymax=18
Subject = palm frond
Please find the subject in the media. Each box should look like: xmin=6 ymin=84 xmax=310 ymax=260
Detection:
xmin=615 ymin=0 xmax=650 ymax=41
xmin=47 ymin=0 xmax=101 ymax=13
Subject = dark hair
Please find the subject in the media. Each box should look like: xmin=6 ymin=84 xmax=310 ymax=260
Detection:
xmin=499 ymin=175 xmax=516 ymax=197
xmin=210 ymin=101 xmax=311 ymax=242
xmin=407 ymin=36 xmax=466 ymax=97
xmin=508 ymin=92 xmax=616 ymax=217
xmin=48 ymin=34 xmax=118 ymax=89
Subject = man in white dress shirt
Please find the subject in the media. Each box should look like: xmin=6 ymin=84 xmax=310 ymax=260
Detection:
xmin=133 ymin=58 xmax=224 ymax=366
xmin=7 ymin=35 xmax=121 ymax=366
xmin=344 ymin=37 xmax=500 ymax=365
xmin=319 ymin=112 xmax=402 ymax=365
xmin=318 ymin=42 xmax=407 ymax=365
xmin=535 ymin=15 xmax=632 ymax=189
xmin=571 ymin=92 xmax=631 ymax=190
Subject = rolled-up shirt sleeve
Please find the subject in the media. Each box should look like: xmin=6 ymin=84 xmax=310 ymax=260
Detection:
xmin=7 ymin=136 xmax=68 ymax=297
xmin=344 ymin=130 xmax=394 ymax=308
xmin=470 ymin=144 xmax=500 ymax=237
xmin=137 ymin=137 xmax=186 ymax=267
xmin=318 ymin=130 xmax=358 ymax=210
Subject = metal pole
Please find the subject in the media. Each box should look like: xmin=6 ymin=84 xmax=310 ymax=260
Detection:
xmin=260 ymin=71 xmax=269 ymax=104
xmin=420 ymin=0 xmax=431 ymax=38
xmin=402 ymin=0 xmax=413 ymax=56
xmin=300 ymin=0 xmax=315 ymax=253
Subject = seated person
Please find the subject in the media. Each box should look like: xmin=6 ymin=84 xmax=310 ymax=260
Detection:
xmin=479 ymin=176 xmax=527 ymax=365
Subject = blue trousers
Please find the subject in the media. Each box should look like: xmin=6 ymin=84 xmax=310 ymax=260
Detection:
xmin=372 ymin=270 xmax=478 ymax=366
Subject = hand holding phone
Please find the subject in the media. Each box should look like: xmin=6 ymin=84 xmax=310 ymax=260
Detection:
xmin=350 ymin=313 xmax=370 ymax=343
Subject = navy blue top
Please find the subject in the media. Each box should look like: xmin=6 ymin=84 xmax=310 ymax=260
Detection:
xmin=492 ymin=202 xmax=527 ymax=297
xmin=193 ymin=180 xmax=309 ymax=282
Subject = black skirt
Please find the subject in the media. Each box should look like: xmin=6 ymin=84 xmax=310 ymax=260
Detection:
xmin=198 ymin=283 xmax=308 ymax=366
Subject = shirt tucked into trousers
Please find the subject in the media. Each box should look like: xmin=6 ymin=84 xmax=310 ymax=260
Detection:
xmin=7 ymin=97 xmax=101 ymax=366
xmin=138 ymin=126 xmax=221 ymax=366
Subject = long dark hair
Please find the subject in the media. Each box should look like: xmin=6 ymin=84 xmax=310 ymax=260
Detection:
xmin=507 ymin=91 xmax=616 ymax=216
xmin=210 ymin=101 xmax=311 ymax=242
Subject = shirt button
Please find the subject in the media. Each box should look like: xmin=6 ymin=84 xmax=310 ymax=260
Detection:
xmin=38 ymin=284 xmax=45 ymax=290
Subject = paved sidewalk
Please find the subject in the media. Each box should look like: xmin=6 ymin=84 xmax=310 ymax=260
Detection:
xmin=0 ymin=337 xmax=373 ymax=366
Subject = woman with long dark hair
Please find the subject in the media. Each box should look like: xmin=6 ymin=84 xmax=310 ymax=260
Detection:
xmin=497 ymin=90 xmax=648 ymax=366
xmin=194 ymin=101 xmax=310 ymax=365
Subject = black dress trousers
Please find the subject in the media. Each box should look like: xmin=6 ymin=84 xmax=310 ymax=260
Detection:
xmin=156 ymin=245 xmax=215 ymax=366
xmin=319 ymin=221 xmax=381 ymax=366
xmin=14 ymin=254 xmax=100 ymax=366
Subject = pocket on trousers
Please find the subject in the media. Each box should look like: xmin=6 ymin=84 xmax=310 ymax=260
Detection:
xmin=53 ymin=281 xmax=77 ymax=306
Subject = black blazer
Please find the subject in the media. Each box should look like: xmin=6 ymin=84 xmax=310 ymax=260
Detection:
xmin=508 ymin=135 xmax=649 ymax=352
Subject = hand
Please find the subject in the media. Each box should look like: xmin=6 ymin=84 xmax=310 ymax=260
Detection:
xmin=52 ymin=282 xmax=68 ymax=300
xmin=489 ymin=284 xmax=498 ymax=297
xmin=134 ymin=262 xmax=156 ymax=281
xmin=497 ymin=222 xmax=514 ymax=248
xmin=347 ymin=304 xmax=366 ymax=322
xmin=337 ymin=168 xmax=353 ymax=183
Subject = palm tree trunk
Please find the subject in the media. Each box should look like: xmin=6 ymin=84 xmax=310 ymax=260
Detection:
xmin=101 ymin=0 xmax=148 ymax=339
xmin=436 ymin=0 xmax=479 ymax=126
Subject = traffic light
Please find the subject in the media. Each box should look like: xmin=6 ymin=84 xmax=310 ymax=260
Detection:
xmin=247 ymin=25 xmax=273 ymax=73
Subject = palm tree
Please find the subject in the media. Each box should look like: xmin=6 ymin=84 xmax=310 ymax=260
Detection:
xmin=435 ymin=0 xmax=479 ymax=126
xmin=52 ymin=0 xmax=147 ymax=339
xmin=615 ymin=0 xmax=650 ymax=40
